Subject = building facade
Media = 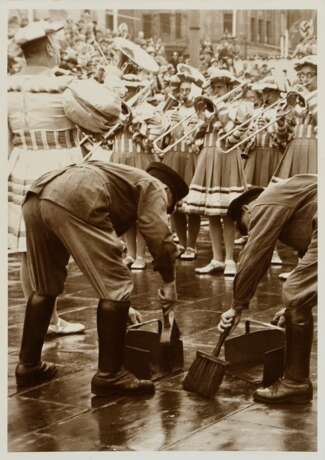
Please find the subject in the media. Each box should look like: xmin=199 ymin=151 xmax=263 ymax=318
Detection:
xmin=9 ymin=8 xmax=316 ymax=62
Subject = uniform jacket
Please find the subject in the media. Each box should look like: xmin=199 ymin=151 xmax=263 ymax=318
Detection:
xmin=25 ymin=161 xmax=177 ymax=282
xmin=232 ymin=174 xmax=317 ymax=310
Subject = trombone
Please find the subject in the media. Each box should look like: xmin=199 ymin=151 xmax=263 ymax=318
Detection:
xmin=152 ymin=95 xmax=215 ymax=156
xmin=152 ymin=80 xmax=248 ymax=156
xmin=216 ymin=91 xmax=308 ymax=154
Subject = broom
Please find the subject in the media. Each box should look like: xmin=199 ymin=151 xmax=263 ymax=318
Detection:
xmin=182 ymin=325 xmax=233 ymax=398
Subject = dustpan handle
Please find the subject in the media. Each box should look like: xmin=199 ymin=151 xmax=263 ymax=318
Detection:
xmin=212 ymin=327 xmax=232 ymax=358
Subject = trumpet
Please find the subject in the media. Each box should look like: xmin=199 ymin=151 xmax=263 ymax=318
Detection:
xmin=153 ymin=95 xmax=216 ymax=156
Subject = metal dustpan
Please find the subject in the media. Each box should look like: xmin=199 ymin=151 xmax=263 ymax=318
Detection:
xmin=224 ymin=319 xmax=285 ymax=385
xmin=125 ymin=319 xmax=184 ymax=380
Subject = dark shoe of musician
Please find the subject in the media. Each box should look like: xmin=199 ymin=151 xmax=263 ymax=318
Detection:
xmin=254 ymin=309 xmax=314 ymax=404
xmin=91 ymin=298 xmax=155 ymax=397
xmin=16 ymin=293 xmax=57 ymax=387
xmin=91 ymin=368 xmax=155 ymax=396
xmin=16 ymin=361 xmax=58 ymax=387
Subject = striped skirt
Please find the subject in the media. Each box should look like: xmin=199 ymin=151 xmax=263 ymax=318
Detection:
xmin=183 ymin=145 xmax=247 ymax=216
xmin=8 ymin=146 xmax=83 ymax=252
xmin=244 ymin=146 xmax=283 ymax=188
xmin=273 ymin=137 xmax=317 ymax=179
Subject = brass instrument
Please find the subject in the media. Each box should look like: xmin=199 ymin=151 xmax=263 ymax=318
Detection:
xmin=153 ymin=95 xmax=216 ymax=156
xmin=216 ymin=91 xmax=308 ymax=154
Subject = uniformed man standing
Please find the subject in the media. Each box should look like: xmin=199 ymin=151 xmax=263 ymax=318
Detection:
xmin=15 ymin=161 xmax=188 ymax=397
xmin=218 ymin=174 xmax=317 ymax=404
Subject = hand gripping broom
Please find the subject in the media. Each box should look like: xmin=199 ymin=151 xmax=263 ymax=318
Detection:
xmin=182 ymin=324 xmax=233 ymax=398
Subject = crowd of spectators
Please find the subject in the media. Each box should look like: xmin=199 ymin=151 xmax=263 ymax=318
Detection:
xmin=8 ymin=11 xmax=316 ymax=85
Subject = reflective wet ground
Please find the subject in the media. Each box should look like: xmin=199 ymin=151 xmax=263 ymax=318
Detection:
xmin=8 ymin=228 xmax=317 ymax=452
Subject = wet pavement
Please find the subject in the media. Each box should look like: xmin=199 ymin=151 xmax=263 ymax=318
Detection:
xmin=8 ymin=228 xmax=317 ymax=452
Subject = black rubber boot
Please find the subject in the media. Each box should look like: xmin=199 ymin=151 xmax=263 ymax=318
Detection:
xmin=15 ymin=293 xmax=58 ymax=387
xmin=254 ymin=310 xmax=314 ymax=404
xmin=91 ymin=299 xmax=155 ymax=396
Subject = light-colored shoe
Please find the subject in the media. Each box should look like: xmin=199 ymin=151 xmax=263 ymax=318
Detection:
xmin=180 ymin=247 xmax=197 ymax=261
xmin=271 ymin=251 xmax=283 ymax=265
xmin=235 ymin=236 xmax=247 ymax=245
xmin=123 ymin=255 xmax=135 ymax=268
xmin=224 ymin=259 xmax=237 ymax=277
xmin=131 ymin=257 xmax=146 ymax=270
xmin=47 ymin=318 xmax=85 ymax=336
xmin=278 ymin=270 xmax=293 ymax=281
xmin=195 ymin=260 xmax=225 ymax=274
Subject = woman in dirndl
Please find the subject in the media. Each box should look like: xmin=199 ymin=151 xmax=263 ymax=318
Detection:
xmin=184 ymin=69 xmax=248 ymax=276
xmin=162 ymin=76 xmax=202 ymax=261
xmin=110 ymin=91 xmax=164 ymax=270
xmin=273 ymin=55 xmax=317 ymax=179
xmin=243 ymin=77 xmax=287 ymax=265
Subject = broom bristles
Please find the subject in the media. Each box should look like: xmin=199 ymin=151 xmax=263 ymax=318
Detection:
xmin=183 ymin=351 xmax=228 ymax=398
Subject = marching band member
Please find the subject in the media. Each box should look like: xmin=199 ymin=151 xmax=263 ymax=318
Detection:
xmin=161 ymin=69 xmax=203 ymax=261
xmin=110 ymin=75 xmax=165 ymax=270
xmin=184 ymin=69 xmax=248 ymax=276
xmin=273 ymin=55 xmax=317 ymax=179
xmin=8 ymin=21 xmax=89 ymax=335
xmin=244 ymin=77 xmax=284 ymax=188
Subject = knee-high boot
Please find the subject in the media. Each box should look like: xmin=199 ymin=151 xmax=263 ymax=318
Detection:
xmin=15 ymin=293 xmax=58 ymax=387
xmin=254 ymin=310 xmax=314 ymax=404
xmin=91 ymin=299 xmax=155 ymax=396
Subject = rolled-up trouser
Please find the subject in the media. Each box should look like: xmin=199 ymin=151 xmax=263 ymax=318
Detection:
xmin=282 ymin=220 xmax=317 ymax=324
xmin=22 ymin=196 xmax=133 ymax=301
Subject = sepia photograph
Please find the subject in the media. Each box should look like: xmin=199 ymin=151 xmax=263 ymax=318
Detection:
xmin=4 ymin=0 xmax=321 ymax=455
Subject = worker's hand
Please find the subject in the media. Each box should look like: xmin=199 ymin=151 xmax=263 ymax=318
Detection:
xmin=158 ymin=281 xmax=177 ymax=304
xmin=128 ymin=306 xmax=142 ymax=325
xmin=217 ymin=307 xmax=242 ymax=333
xmin=270 ymin=307 xmax=286 ymax=328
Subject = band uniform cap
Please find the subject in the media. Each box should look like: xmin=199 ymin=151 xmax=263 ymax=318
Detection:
xmin=228 ymin=188 xmax=264 ymax=222
xmin=252 ymin=76 xmax=281 ymax=92
xmin=15 ymin=20 xmax=64 ymax=46
xmin=208 ymin=68 xmax=241 ymax=85
xmin=294 ymin=54 xmax=317 ymax=71
xmin=146 ymin=162 xmax=189 ymax=211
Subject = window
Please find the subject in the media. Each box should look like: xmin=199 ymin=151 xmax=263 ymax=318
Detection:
xmin=143 ymin=14 xmax=152 ymax=38
xmin=266 ymin=20 xmax=272 ymax=44
xmin=258 ymin=19 xmax=263 ymax=43
xmin=250 ymin=17 xmax=256 ymax=42
xmin=160 ymin=13 xmax=171 ymax=35
xmin=176 ymin=13 xmax=182 ymax=39
xmin=224 ymin=12 xmax=233 ymax=35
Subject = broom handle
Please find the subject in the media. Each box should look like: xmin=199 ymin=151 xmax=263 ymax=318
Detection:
xmin=211 ymin=327 xmax=232 ymax=358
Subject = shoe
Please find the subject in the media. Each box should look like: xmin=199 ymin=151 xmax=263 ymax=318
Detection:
xmin=253 ymin=377 xmax=313 ymax=404
xmin=47 ymin=318 xmax=85 ymax=336
xmin=123 ymin=255 xmax=135 ymax=268
xmin=93 ymin=299 xmax=156 ymax=397
xmin=91 ymin=368 xmax=155 ymax=396
xmin=130 ymin=257 xmax=146 ymax=270
xmin=195 ymin=260 xmax=225 ymax=274
xmin=271 ymin=251 xmax=283 ymax=265
xmin=278 ymin=270 xmax=293 ymax=281
xmin=235 ymin=236 xmax=247 ymax=245
xmin=176 ymin=245 xmax=185 ymax=258
xmin=16 ymin=361 xmax=58 ymax=387
xmin=224 ymin=259 xmax=237 ymax=277
xmin=180 ymin=247 xmax=197 ymax=261
xmin=16 ymin=293 xmax=56 ymax=388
